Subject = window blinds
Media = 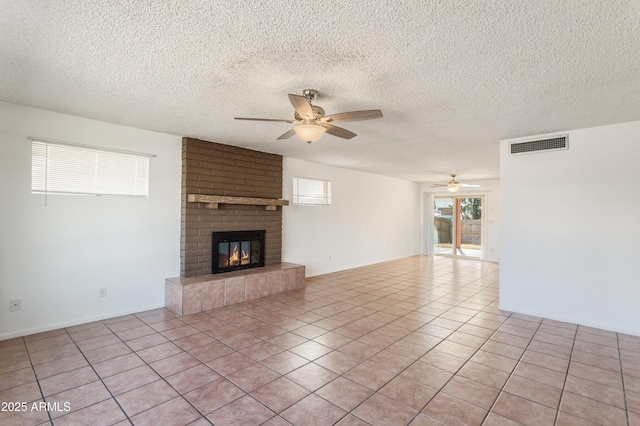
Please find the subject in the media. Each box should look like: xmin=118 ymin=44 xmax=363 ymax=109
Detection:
xmin=31 ymin=140 xmax=150 ymax=198
xmin=293 ymin=177 xmax=331 ymax=205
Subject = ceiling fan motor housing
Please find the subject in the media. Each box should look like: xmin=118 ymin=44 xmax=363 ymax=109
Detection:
xmin=294 ymin=105 xmax=325 ymax=122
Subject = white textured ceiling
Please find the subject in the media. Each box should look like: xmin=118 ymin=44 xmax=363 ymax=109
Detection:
xmin=1 ymin=1 xmax=639 ymax=182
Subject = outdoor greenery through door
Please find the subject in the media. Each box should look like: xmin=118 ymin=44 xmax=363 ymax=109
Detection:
xmin=434 ymin=196 xmax=482 ymax=258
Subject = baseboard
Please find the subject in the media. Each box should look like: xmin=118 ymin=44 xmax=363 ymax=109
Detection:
xmin=0 ymin=302 xmax=166 ymax=341
xmin=302 ymin=254 xmax=421 ymax=278
xmin=498 ymin=302 xmax=640 ymax=337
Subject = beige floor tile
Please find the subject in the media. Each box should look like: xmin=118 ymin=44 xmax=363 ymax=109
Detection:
xmin=251 ymin=377 xmax=310 ymax=413
xmin=53 ymin=398 xmax=126 ymax=426
xmin=3 ymin=257 xmax=639 ymax=425
xmin=422 ymin=392 xmax=487 ymax=426
xmin=281 ymin=394 xmax=347 ymax=426
xmin=344 ymin=361 xmax=396 ymax=391
xmin=207 ymin=394 xmax=275 ymax=425
xmin=564 ymin=374 xmax=625 ymax=408
xmin=379 ymin=375 xmax=437 ymax=411
xmin=184 ymin=378 xmax=245 ymax=414
xmin=560 ymin=391 xmax=627 ymax=425
xmin=227 ymin=362 xmax=281 ymax=392
xmin=38 ymin=366 xmax=98 ymax=397
xmin=285 ymin=362 xmax=338 ymax=392
xmin=115 ymin=379 xmax=179 ymax=416
xmin=313 ymin=350 xmax=360 ymax=375
xmin=442 ymin=375 xmax=500 ymax=410
xmin=317 ymin=376 xmax=374 ymax=411
xmin=46 ymin=380 xmax=111 ymax=418
xmin=165 ymin=364 xmax=220 ymax=394
xmin=103 ymin=365 xmax=161 ymax=395
xmin=503 ymin=375 xmax=562 ymax=408
xmin=492 ymin=392 xmax=557 ymax=425
xmin=353 ymin=393 xmax=418 ymax=426
xmin=131 ymin=396 xmax=201 ymax=426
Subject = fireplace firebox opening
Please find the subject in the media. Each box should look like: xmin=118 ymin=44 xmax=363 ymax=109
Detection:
xmin=212 ymin=230 xmax=265 ymax=274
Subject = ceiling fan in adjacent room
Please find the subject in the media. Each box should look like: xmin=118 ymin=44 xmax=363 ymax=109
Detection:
xmin=431 ymin=174 xmax=481 ymax=193
xmin=235 ymin=89 xmax=383 ymax=143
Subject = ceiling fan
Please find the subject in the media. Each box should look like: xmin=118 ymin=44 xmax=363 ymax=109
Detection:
xmin=235 ymin=89 xmax=383 ymax=143
xmin=431 ymin=174 xmax=481 ymax=193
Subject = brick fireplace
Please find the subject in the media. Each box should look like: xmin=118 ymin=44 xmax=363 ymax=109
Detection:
xmin=180 ymin=138 xmax=283 ymax=277
xmin=166 ymin=138 xmax=304 ymax=316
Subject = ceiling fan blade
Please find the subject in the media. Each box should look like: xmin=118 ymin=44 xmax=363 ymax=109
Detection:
xmin=321 ymin=124 xmax=357 ymax=139
xmin=431 ymin=183 xmax=480 ymax=188
xmin=235 ymin=117 xmax=298 ymax=123
xmin=322 ymin=109 xmax=383 ymax=123
xmin=277 ymin=129 xmax=296 ymax=140
xmin=288 ymin=94 xmax=314 ymax=119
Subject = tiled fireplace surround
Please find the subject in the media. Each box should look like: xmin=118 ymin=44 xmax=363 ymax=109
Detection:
xmin=166 ymin=138 xmax=304 ymax=316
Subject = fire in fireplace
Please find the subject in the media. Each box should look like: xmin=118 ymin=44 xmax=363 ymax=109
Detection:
xmin=212 ymin=230 xmax=265 ymax=274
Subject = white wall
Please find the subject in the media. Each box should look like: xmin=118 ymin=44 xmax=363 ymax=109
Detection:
xmin=420 ymin=179 xmax=501 ymax=262
xmin=500 ymin=121 xmax=640 ymax=335
xmin=282 ymin=158 xmax=420 ymax=277
xmin=0 ymin=102 xmax=182 ymax=340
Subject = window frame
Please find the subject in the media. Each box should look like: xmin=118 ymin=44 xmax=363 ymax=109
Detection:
xmin=292 ymin=177 xmax=332 ymax=206
xmin=31 ymin=138 xmax=152 ymax=199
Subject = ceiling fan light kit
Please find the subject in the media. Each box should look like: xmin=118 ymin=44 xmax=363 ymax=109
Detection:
xmin=235 ymin=89 xmax=383 ymax=144
xmin=293 ymin=124 xmax=326 ymax=143
xmin=447 ymin=182 xmax=460 ymax=192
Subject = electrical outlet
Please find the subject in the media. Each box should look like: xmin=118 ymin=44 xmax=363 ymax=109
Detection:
xmin=10 ymin=299 xmax=21 ymax=312
xmin=98 ymin=288 xmax=107 ymax=298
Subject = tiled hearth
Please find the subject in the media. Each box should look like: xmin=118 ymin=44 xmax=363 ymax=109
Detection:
xmin=165 ymin=263 xmax=305 ymax=316
xmin=2 ymin=256 xmax=639 ymax=425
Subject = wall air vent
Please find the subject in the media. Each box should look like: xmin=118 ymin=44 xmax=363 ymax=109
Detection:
xmin=509 ymin=135 xmax=568 ymax=155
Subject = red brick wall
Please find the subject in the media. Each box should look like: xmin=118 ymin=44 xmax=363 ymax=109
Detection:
xmin=181 ymin=138 xmax=283 ymax=277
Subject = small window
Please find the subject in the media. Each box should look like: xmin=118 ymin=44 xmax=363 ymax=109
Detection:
xmin=31 ymin=139 xmax=150 ymax=198
xmin=293 ymin=177 xmax=331 ymax=206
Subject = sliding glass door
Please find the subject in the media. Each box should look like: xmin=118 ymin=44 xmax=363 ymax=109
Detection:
xmin=434 ymin=196 xmax=482 ymax=258
xmin=434 ymin=197 xmax=454 ymax=255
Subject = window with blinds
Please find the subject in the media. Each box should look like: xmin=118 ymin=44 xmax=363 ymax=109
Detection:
xmin=293 ymin=177 xmax=331 ymax=206
xmin=31 ymin=140 xmax=150 ymax=198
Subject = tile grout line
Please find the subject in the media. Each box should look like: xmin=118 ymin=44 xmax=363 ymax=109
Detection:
xmin=250 ymin=260 xmax=517 ymax=424
xmin=10 ymin=258 xmax=637 ymax=425
xmin=551 ymin=322 xmax=577 ymax=426
xmin=29 ymin=323 xmax=133 ymax=425
xmin=307 ymin=273 xmax=503 ymax=425
xmin=68 ymin=320 xmax=138 ymax=425
xmin=38 ymin=312 xmax=197 ymax=425
xmin=120 ymin=311 xmax=216 ymax=425
xmin=617 ymin=332 xmax=631 ymax=426
xmin=23 ymin=336 xmax=54 ymax=425
xmin=418 ymin=303 xmax=512 ymax=423
xmin=369 ymin=265 xmax=500 ymax=422
xmin=251 ymin=271 xmax=460 ymax=424
xmin=140 ymin=308 xmax=302 ymax=424
xmin=480 ymin=318 xmax=545 ymax=426
xmin=402 ymin=290 xmax=505 ymax=423
xmin=556 ymin=327 xmax=631 ymax=424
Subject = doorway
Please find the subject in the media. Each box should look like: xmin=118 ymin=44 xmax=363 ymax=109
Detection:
xmin=434 ymin=196 xmax=483 ymax=258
